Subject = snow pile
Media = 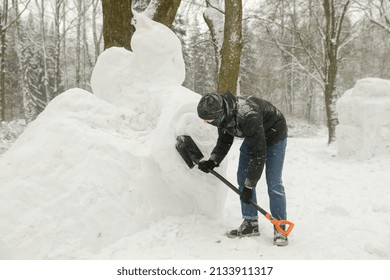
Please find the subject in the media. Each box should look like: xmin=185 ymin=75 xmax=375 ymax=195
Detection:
xmin=336 ymin=78 xmax=390 ymax=159
xmin=0 ymin=13 xmax=227 ymax=259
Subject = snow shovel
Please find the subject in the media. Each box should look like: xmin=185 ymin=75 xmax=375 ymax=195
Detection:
xmin=176 ymin=135 xmax=294 ymax=237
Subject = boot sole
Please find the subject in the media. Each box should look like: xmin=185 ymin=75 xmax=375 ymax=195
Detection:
xmin=225 ymin=231 xmax=260 ymax=239
xmin=273 ymin=239 xmax=289 ymax=246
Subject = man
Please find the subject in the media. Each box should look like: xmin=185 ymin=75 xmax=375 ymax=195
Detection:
xmin=197 ymin=92 xmax=289 ymax=246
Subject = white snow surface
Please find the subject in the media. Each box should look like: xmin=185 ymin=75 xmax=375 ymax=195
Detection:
xmin=0 ymin=14 xmax=389 ymax=260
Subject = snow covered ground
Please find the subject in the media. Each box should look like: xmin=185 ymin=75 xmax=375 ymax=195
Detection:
xmin=0 ymin=13 xmax=389 ymax=261
xmin=90 ymin=134 xmax=390 ymax=260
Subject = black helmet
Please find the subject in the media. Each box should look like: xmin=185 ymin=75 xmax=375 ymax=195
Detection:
xmin=197 ymin=93 xmax=224 ymax=120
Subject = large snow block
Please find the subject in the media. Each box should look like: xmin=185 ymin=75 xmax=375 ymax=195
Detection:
xmin=336 ymin=78 xmax=390 ymax=159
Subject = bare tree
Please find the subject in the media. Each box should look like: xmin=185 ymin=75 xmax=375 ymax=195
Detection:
xmin=53 ymin=0 xmax=64 ymax=97
xmin=217 ymin=0 xmax=242 ymax=95
xmin=203 ymin=0 xmax=224 ymax=85
xmin=264 ymin=0 xmax=357 ymax=143
xmin=91 ymin=0 xmax=102 ymax=62
xmin=364 ymin=0 xmax=390 ymax=33
xmin=35 ymin=0 xmax=51 ymax=104
xmin=74 ymin=0 xmax=82 ymax=87
xmin=321 ymin=0 xmax=350 ymax=143
xmin=0 ymin=0 xmax=31 ymax=121
xmin=62 ymin=1 xmax=68 ymax=89
xmin=0 ymin=0 xmax=9 ymax=121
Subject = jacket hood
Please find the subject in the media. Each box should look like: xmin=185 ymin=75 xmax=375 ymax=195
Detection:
xmin=221 ymin=92 xmax=237 ymax=128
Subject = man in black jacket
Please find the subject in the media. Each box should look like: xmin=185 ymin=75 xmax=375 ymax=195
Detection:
xmin=197 ymin=92 xmax=289 ymax=246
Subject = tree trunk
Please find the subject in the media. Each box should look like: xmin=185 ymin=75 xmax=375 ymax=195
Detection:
xmin=324 ymin=42 xmax=339 ymax=143
xmin=92 ymin=0 xmax=102 ymax=62
xmin=35 ymin=0 xmax=51 ymax=104
xmin=102 ymin=0 xmax=134 ymax=51
xmin=323 ymin=0 xmax=348 ymax=143
xmin=0 ymin=25 xmax=6 ymax=121
xmin=75 ymin=0 xmax=82 ymax=87
xmin=53 ymin=0 xmax=62 ymax=97
xmin=145 ymin=0 xmax=181 ymax=28
xmin=217 ymin=0 xmax=242 ymax=95
xmin=62 ymin=2 xmax=68 ymax=89
xmin=81 ymin=0 xmax=87 ymax=88
xmin=0 ymin=0 xmax=8 ymax=121
xmin=203 ymin=0 xmax=223 ymax=87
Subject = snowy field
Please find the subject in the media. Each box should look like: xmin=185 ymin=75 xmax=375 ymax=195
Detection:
xmin=92 ymin=133 xmax=390 ymax=260
xmin=0 ymin=13 xmax=389 ymax=261
xmin=92 ymin=134 xmax=390 ymax=260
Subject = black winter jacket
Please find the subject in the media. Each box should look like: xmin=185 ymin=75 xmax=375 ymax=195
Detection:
xmin=209 ymin=93 xmax=287 ymax=188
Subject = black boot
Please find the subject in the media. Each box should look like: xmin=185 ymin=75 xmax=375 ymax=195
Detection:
xmin=273 ymin=225 xmax=288 ymax=246
xmin=226 ymin=219 xmax=260 ymax=238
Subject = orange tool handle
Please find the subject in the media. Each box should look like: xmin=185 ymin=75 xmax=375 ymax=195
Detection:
xmin=265 ymin=213 xmax=295 ymax=236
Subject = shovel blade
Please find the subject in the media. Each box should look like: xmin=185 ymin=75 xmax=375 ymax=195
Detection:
xmin=176 ymin=135 xmax=204 ymax=169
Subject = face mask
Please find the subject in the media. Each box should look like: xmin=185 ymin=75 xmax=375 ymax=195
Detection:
xmin=209 ymin=114 xmax=224 ymax=127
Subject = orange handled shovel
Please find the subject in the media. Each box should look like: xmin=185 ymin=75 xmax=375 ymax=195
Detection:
xmin=176 ymin=135 xmax=294 ymax=236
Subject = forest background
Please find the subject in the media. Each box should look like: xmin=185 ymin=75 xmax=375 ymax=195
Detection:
xmin=0 ymin=0 xmax=389 ymax=143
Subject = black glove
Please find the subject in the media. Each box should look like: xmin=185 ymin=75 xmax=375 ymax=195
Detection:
xmin=240 ymin=186 xmax=253 ymax=204
xmin=198 ymin=160 xmax=218 ymax=173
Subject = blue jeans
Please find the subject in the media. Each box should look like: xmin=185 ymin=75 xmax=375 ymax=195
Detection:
xmin=237 ymin=138 xmax=287 ymax=220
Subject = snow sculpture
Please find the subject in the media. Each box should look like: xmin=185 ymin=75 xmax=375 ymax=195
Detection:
xmin=0 ymin=13 xmax=226 ymax=258
xmin=336 ymin=78 xmax=390 ymax=159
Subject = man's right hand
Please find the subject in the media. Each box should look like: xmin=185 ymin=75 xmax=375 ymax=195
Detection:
xmin=198 ymin=160 xmax=218 ymax=173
